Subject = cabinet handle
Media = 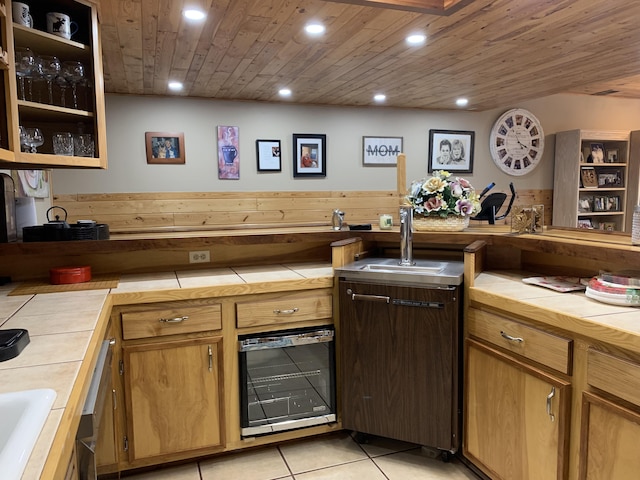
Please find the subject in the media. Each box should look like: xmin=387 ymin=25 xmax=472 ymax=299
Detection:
xmin=112 ymin=389 xmax=117 ymax=410
xmin=159 ymin=315 xmax=189 ymax=323
xmin=273 ymin=308 xmax=299 ymax=314
xmin=208 ymin=345 xmax=213 ymax=372
xmin=109 ymin=337 xmax=116 ymax=346
xmin=500 ymin=331 xmax=524 ymax=343
xmin=347 ymin=289 xmax=390 ymax=303
xmin=546 ymin=386 xmax=556 ymax=422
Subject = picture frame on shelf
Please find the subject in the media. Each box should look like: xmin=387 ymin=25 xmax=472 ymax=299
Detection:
xmin=145 ymin=132 xmax=185 ymax=164
xmin=293 ymin=134 xmax=326 ymax=177
xmin=587 ymin=143 xmax=604 ymax=163
xmin=577 ymin=218 xmax=594 ymax=229
xmin=362 ymin=136 xmax=403 ymax=166
xmin=256 ymin=139 xmax=282 ymax=172
xmin=578 ymin=196 xmax=593 ymax=213
xmin=606 ymin=149 xmax=618 ymax=163
xmin=597 ymin=169 xmax=623 ymax=188
xmin=580 ymin=166 xmax=598 ymax=188
xmin=428 ymin=129 xmax=474 ymax=173
xmin=600 ymin=222 xmax=616 ymax=231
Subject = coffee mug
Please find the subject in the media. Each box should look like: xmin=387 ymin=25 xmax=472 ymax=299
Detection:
xmin=12 ymin=2 xmax=33 ymax=27
xmin=46 ymin=12 xmax=79 ymax=40
xmin=221 ymin=145 xmax=237 ymax=164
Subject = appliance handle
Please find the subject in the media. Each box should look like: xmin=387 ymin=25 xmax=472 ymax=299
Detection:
xmin=347 ymin=289 xmax=390 ymax=303
xmin=239 ymin=329 xmax=334 ymax=351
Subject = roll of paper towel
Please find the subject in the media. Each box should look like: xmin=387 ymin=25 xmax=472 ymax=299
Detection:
xmin=15 ymin=197 xmax=37 ymax=239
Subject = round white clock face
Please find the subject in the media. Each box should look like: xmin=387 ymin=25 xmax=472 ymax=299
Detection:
xmin=489 ymin=108 xmax=544 ymax=176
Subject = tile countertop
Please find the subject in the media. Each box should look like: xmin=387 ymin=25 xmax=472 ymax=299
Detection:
xmin=469 ymin=271 xmax=640 ymax=354
xmin=0 ymin=262 xmax=334 ymax=479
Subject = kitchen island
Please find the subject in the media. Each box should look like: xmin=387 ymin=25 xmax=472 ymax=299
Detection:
xmin=0 ymin=227 xmax=639 ymax=479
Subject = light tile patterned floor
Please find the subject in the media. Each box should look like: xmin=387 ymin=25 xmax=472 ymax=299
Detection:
xmin=121 ymin=432 xmax=480 ymax=480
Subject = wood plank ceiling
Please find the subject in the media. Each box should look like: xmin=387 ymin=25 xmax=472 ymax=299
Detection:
xmin=98 ymin=0 xmax=640 ymax=111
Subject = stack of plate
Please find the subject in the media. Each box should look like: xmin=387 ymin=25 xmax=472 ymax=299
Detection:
xmin=585 ymin=272 xmax=640 ymax=307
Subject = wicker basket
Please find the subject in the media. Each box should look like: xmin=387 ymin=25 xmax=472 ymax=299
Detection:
xmin=413 ymin=215 xmax=469 ymax=232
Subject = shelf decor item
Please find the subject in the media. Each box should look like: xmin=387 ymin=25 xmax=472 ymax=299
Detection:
xmin=405 ymin=170 xmax=480 ymax=232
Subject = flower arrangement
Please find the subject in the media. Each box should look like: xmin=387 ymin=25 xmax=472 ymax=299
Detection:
xmin=406 ymin=170 xmax=480 ymax=218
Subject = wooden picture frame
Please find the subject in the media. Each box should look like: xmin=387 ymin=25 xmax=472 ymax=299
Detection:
xmin=293 ymin=133 xmax=326 ymax=177
xmin=362 ymin=136 xmax=403 ymax=166
xmin=256 ymin=139 xmax=282 ymax=172
xmin=580 ymin=167 xmax=598 ymax=188
xmin=145 ymin=132 xmax=185 ymax=164
xmin=428 ymin=129 xmax=474 ymax=173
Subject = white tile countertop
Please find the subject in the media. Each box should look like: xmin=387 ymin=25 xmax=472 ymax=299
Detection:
xmin=0 ymin=262 xmax=334 ymax=479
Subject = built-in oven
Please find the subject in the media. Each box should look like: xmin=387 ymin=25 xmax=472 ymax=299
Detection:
xmin=239 ymin=325 xmax=336 ymax=437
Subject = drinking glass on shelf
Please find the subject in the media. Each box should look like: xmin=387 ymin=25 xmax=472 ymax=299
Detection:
xmin=20 ymin=127 xmax=44 ymax=153
xmin=38 ymin=55 xmax=62 ymax=105
xmin=62 ymin=61 xmax=85 ymax=109
xmin=73 ymin=133 xmax=94 ymax=157
xmin=52 ymin=132 xmax=74 ymax=156
xmin=15 ymin=47 xmax=36 ymax=101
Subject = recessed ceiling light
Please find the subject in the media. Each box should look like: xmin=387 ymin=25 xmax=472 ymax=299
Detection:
xmin=168 ymin=81 xmax=183 ymax=91
xmin=406 ymin=34 xmax=426 ymax=45
xmin=183 ymin=9 xmax=206 ymax=21
xmin=456 ymin=98 xmax=469 ymax=107
xmin=305 ymin=23 xmax=325 ymax=35
xmin=374 ymin=94 xmax=386 ymax=102
xmin=279 ymin=88 xmax=292 ymax=97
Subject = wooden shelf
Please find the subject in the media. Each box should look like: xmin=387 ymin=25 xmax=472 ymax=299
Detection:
xmin=13 ymin=23 xmax=90 ymax=61
xmin=17 ymin=99 xmax=94 ymax=121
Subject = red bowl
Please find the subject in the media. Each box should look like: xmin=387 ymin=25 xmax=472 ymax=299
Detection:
xmin=49 ymin=266 xmax=92 ymax=285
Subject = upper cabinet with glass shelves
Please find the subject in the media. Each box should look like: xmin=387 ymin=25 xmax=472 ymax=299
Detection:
xmin=0 ymin=0 xmax=107 ymax=168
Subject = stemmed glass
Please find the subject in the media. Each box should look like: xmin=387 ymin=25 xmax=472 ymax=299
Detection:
xmin=62 ymin=61 xmax=85 ymax=109
xmin=15 ymin=48 xmax=36 ymax=101
xmin=37 ymin=55 xmax=61 ymax=105
xmin=20 ymin=127 xmax=44 ymax=153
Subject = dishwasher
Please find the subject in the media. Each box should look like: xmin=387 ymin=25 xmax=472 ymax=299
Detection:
xmin=335 ymin=258 xmax=464 ymax=459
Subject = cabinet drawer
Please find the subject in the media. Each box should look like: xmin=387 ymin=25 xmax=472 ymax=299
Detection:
xmin=122 ymin=304 xmax=222 ymax=340
xmin=236 ymin=292 xmax=332 ymax=328
xmin=588 ymin=348 xmax=640 ymax=407
xmin=468 ymin=308 xmax=572 ymax=374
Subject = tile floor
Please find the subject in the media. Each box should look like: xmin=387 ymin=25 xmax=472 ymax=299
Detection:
xmin=121 ymin=432 xmax=480 ymax=480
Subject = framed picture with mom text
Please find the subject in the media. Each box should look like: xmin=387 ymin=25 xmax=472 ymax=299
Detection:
xmin=428 ymin=129 xmax=474 ymax=174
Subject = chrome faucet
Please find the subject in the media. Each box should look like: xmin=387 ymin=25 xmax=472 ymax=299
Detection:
xmin=399 ymin=205 xmax=413 ymax=266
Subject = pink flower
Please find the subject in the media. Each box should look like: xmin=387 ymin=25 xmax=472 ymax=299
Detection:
xmin=455 ymin=199 xmax=474 ymax=216
xmin=425 ymin=196 xmax=445 ymax=212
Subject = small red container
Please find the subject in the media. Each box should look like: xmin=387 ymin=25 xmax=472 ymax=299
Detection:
xmin=49 ymin=266 xmax=92 ymax=285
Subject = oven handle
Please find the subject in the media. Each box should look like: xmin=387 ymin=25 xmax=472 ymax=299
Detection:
xmin=238 ymin=328 xmax=334 ymax=352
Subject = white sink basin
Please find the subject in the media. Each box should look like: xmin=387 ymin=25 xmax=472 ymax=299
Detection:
xmin=0 ymin=389 xmax=56 ymax=480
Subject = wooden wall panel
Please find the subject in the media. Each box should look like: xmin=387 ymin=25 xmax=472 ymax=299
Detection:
xmin=52 ymin=189 xmax=553 ymax=232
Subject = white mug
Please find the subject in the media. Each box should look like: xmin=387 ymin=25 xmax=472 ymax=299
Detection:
xmin=12 ymin=2 xmax=33 ymax=27
xmin=46 ymin=12 xmax=79 ymax=40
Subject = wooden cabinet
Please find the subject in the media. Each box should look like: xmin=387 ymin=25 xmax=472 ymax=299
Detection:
xmin=1 ymin=0 xmax=107 ymax=168
xmin=553 ymin=129 xmax=636 ymax=232
xmin=464 ymin=309 xmax=571 ymax=479
xmin=118 ymin=300 xmax=224 ymax=463
xmin=579 ymin=349 xmax=640 ymax=479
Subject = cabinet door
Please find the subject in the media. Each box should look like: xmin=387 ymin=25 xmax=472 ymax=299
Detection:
xmin=580 ymin=392 xmax=640 ymax=479
xmin=123 ymin=337 xmax=223 ymax=460
xmin=464 ymin=339 xmax=570 ymax=480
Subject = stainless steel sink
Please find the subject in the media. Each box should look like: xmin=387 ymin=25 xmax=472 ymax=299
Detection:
xmin=335 ymin=257 xmax=464 ymax=286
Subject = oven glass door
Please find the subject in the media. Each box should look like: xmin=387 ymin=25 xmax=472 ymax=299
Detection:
xmin=239 ymin=326 xmax=336 ymax=436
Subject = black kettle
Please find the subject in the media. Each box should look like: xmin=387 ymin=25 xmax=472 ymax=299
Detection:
xmin=44 ymin=206 xmax=70 ymax=240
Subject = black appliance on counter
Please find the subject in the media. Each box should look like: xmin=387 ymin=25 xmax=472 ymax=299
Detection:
xmin=0 ymin=173 xmax=17 ymax=243
xmin=238 ymin=325 xmax=336 ymax=437
xmin=22 ymin=206 xmax=109 ymax=241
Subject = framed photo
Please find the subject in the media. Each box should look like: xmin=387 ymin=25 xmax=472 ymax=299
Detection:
xmin=577 ymin=218 xmax=593 ymax=229
xmin=428 ymin=129 xmax=474 ymax=173
xmin=597 ymin=169 xmax=623 ymax=188
xmin=580 ymin=167 xmax=598 ymax=188
xmin=362 ymin=136 xmax=403 ymax=166
xmin=145 ymin=132 xmax=185 ymax=164
xmin=600 ymin=221 xmax=616 ymax=231
xmin=218 ymin=126 xmax=239 ymax=180
xmin=578 ymin=196 xmax=593 ymax=213
xmin=587 ymin=143 xmax=604 ymax=163
xmin=256 ymin=139 xmax=281 ymax=172
xmin=293 ymin=134 xmax=326 ymax=177
xmin=606 ymin=149 xmax=618 ymax=163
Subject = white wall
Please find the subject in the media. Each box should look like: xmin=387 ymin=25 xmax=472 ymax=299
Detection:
xmin=51 ymin=93 xmax=640 ymax=196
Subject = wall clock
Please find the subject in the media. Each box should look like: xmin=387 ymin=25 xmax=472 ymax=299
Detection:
xmin=489 ymin=108 xmax=544 ymax=176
